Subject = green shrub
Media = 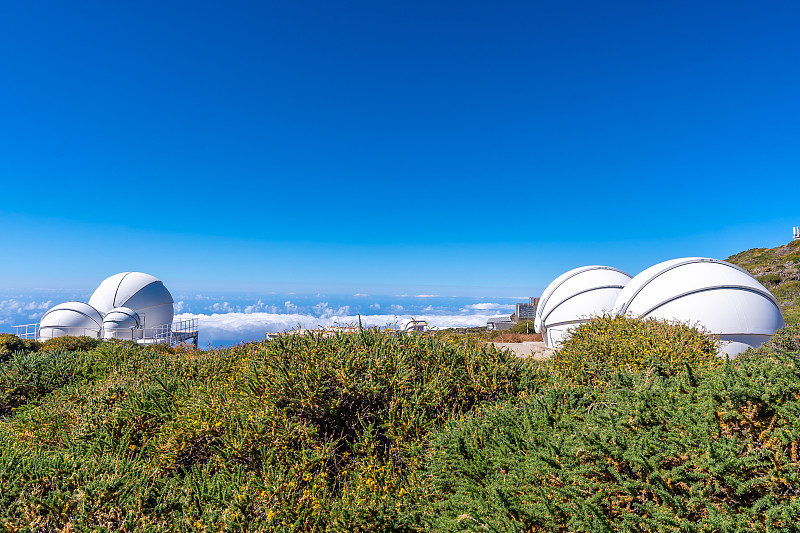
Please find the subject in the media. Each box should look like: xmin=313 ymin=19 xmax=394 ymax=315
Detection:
xmin=758 ymin=272 xmax=783 ymax=287
xmin=0 ymin=333 xmax=39 ymax=361
xmin=41 ymin=335 xmax=102 ymax=353
xmin=425 ymin=327 xmax=800 ymax=532
xmin=0 ymin=333 xmax=25 ymax=362
xmin=0 ymin=331 xmax=542 ymax=531
xmin=550 ymin=315 xmax=721 ymax=384
xmin=0 ymin=349 xmax=97 ymax=419
xmin=784 ymin=306 xmax=800 ymax=326
xmin=763 ymin=322 xmax=800 ymax=353
xmin=509 ymin=321 xmax=535 ymax=334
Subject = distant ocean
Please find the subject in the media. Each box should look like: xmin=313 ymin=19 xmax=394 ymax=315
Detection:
xmin=0 ymin=290 xmax=525 ymax=348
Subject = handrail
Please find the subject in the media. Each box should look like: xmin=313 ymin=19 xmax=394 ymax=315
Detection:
xmin=12 ymin=318 xmax=199 ymax=347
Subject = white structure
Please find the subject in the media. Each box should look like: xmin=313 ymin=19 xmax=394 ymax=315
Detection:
xmin=794 ymin=226 xmax=799 ymax=240
xmin=18 ymin=272 xmax=197 ymax=347
xmin=535 ymin=266 xmax=633 ymax=348
xmin=400 ymin=318 xmax=429 ymax=334
xmin=39 ymin=302 xmax=104 ymax=340
xmin=102 ymin=307 xmax=142 ymax=340
xmin=612 ymin=257 xmax=785 ymax=358
xmin=89 ymin=272 xmax=174 ymax=329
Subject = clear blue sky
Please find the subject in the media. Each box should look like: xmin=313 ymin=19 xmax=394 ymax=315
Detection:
xmin=1 ymin=0 xmax=798 ymax=296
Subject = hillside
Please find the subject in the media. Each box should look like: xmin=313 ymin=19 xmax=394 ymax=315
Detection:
xmin=727 ymin=239 xmax=800 ymax=324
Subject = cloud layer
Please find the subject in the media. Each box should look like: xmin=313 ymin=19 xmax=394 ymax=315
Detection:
xmin=176 ymin=310 xmax=507 ymax=347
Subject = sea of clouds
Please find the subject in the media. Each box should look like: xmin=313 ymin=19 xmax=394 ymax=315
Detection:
xmin=173 ymin=294 xmax=517 ymax=347
xmin=0 ymin=290 xmax=521 ymax=348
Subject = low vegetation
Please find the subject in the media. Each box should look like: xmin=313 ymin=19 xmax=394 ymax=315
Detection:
xmin=1 ymin=317 xmax=799 ymax=531
xmin=429 ymin=324 xmax=800 ymax=531
xmin=727 ymin=239 xmax=800 ymax=324
xmin=0 ymin=332 xmax=538 ymax=531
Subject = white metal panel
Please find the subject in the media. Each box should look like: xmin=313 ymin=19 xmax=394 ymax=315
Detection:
xmin=88 ymin=272 xmax=129 ymax=314
xmin=612 ymin=257 xmax=785 ymax=356
xmin=103 ymin=307 xmax=142 ymax=340
xmin=535 ymin=265 xmax=632 ymax=347
xmin=89 ymin=272 xmax=175 ymax=328
xmin=613 ymin=258 xmax=772 ymax=317
xmin=641 ymin=288 xmax=784 ymax=335
xmin=39 ymin=301 xmax=104 ymax=339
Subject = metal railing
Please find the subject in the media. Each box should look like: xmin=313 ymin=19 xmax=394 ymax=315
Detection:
xmin=14 ymin=323 xmax=40 ymax=340
xmin=12 ymin=318 xmax=199 ymax=348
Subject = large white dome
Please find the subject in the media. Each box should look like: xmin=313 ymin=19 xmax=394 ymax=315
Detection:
xmin=102 ymin=307 xmax=142 ymax=340
xmin=89 ymin=272 xmax=174 ymax=329
xmin=611 ymin=257 xmax=785 ymax=357
xmin=535 ymin=265 xmax=633 ymax=348
xmin=39 ymin=301 xmax=103 ymax=340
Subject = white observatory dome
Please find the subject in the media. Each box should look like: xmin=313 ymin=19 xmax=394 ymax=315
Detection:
xmin=611 ymin=257 xmax=785 ymax=358
xmin=535 ymin=266 xmax=633 ymax=348
xmin=39 ymin=301 xmax=104 ymax=340
xmin=102 ymin=307 xmax=142 ymax=340
xmin=89 ymin=272 xmax=174 ymax=329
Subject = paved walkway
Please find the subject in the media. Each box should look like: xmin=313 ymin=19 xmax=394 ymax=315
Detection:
xmin=491 ymin=341 xmax=554 ymax=360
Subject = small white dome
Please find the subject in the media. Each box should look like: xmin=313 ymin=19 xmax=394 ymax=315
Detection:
xmin=39 ymin=301 xmax=103 ymax=340
xmin=612 ymin=257 xmax=785 ymax=357
xmin=89 ymin=272 xmax=174 ymax=328
xmin=535 ymin=266 xmax=632 ymax=348
xmin=102 ymin=307 xmax=142 ymax=340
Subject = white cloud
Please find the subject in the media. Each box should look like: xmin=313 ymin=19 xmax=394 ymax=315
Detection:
xmin=370 ymin=303 xmax=381 ymax=310
xmin=175 ymin=310 xmax=500 ymax=347
xmin=415 ymin=294 xmax=439 ymax=298
xmin=0 ymin=299 xmax=53 ymax=325
xmin=209 ymin=301 xmax=238 ymax=313
xmin=312 ymin=302 xmax=352 ymax=318
xmin=462 ymin=303 xmax=515 ymax=311
xmin=284 ymin=301 xmax=298 ymax=313
xmin=174 ymin=300 xmax=186 ymax=313
xmin=353 ymin=293 xmax=369 ymax=297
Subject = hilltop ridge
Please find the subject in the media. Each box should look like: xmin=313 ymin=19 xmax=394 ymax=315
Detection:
xmin=726 ymin=239 xmax=800 ymax=324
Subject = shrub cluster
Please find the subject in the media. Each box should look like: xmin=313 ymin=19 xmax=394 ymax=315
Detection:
xmin=41 ymin=334 xmax=102 ymax=353
xmin=1 ymin=318 xmax=799 ymax=531
xmin=426 ymin=318 xmax=800 ymax=532
xmin=0 ymin=332 xmax=39 ymax=361
xmin=0 ymin=330 xmax=541 ymax=531
xmin=550 ymin=314 xmax=721 ymax=384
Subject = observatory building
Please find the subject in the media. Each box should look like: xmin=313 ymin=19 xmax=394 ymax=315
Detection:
xmin=15 ymin=272 xmax=196 ymax=347
xmin=102 ymin=307 xmax=142 ymax=340
xmin=611 ymin=257 xmax=785 ymax=357
xmin=535 ymin=266 xmax=633 ymax=348
xmin=39 ymin=301 xmax=104 ymax=341
xmin=89 ymin=272 xmax=174 ymax=331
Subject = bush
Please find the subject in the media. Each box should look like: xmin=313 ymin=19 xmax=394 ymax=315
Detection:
xmin=493 ymin=332 xmax=543 ymax=343
xmin=508 ymin=321 xmax=536 ymax=334
xmin=0 ymin=333 xmax=39 ymax=361
xmin=41 ymin=335 xmax=102 ymax=353
xmin=763 ymin=322 xmax=800 ymax=353
xmin=0 ymin=334 xmax=25 ymax=362
xmin=0 ymin=349 xmax=97 ymax=418
xmin=425 ymin=324 xmax=800 ymax=532
xmin=0 ymin=330 xmax=542 ymax=531
xmin=550 ymin=315 xmax=721 ymax=384
xmin=758 ymin=272 xmax=783 ymax=287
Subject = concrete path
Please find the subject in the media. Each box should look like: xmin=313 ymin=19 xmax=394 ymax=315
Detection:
xmin=491 ymin=341 xmax=553 ymax=360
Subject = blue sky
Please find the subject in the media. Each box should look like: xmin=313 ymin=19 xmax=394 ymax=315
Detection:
xmin=1 ymin=0 xmax=798 ymax=296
